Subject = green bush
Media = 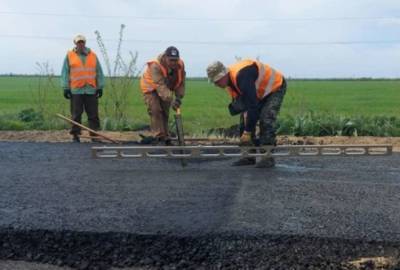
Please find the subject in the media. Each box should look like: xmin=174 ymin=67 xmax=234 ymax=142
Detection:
xmin=101 ymin=117 xmax=137 ymax=131
xmin=2 ymin=107 xmax=400 ymax=137
xmin=0 ymin=115 xmax=26 ymax=130
xmin=18 ymin=108 xmax=44 ymax=123
xmin=276 ymin=113 xmax=400 ymax=136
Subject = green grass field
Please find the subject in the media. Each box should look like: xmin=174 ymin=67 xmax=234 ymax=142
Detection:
xmin=0 ymin=76 xmax=399 ymax=135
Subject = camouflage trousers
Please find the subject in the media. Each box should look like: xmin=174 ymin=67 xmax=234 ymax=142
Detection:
xmin=240 ymin=78 xmax=287 ymax=145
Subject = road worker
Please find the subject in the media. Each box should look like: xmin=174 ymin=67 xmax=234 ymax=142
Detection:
xmin=61 ymin=34 xmax=105 ymax=143
xmin=140 ymin=46 xmax=186 ymax=145
xmin=206 ymin=59 xmax=287 ymax=168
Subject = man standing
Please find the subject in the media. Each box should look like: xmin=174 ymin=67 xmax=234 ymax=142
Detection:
xmin=140 ymin=46 xmax=186 ymax=145
xmin=206 ymin=59 xmax=287 ymax=168
xmin=61 ymin=34 xmax=105 ymax=142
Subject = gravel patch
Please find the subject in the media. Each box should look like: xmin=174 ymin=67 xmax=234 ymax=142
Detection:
xmin=1 ymin=228 xmax=399 ymax=270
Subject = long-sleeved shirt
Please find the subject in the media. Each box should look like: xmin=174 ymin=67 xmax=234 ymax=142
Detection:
xmin=60 ymin=47 xmax=105 ymax=94
xmin=228 ymin=63 xmax=259 ymax=132
xmin=148 ymin=54 xmax=186 ymax=101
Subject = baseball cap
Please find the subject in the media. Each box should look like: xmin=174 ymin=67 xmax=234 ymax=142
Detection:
xmin=73 ymin=34 xmax=86 ymax=44
xmin=165 ymin=46 xmax=180 ymax=59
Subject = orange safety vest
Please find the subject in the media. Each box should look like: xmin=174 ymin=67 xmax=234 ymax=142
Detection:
xmin=67 ymin=50 xmax=97 ymax=89
xmin=140 ymin=59 xmax=185 ymax=93
xmin=227 ymin=59 xmax=283 ymax=100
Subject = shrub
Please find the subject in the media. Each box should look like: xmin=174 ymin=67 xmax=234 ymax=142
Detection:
xmin=276 ymin=113 xmax=400 ymax=136
xmin=95 ymin=24 xmax=139 ymax=130
xmin=18 ymin=108 xmax=44 ymax=123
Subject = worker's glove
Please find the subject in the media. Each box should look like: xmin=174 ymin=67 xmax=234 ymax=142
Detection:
xmin=228 ymin=96 xmax=246 ymax=116
xmin=63 ymin=89 xmax=72 ymax=99
xmin=239 ymin=131 xmax=253 ymax=146
xmin=157 ymin=89 xmax=173 ymax=103
xmin=96 ymin=89 xmax=103 ymax=98
xmin=172 ymin=97 xmax=182 ymax=111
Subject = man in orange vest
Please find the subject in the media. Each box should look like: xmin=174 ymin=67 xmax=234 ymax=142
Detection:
xmin=207 ymin=59 xmax=287 ymax=168
xmin=140 ymin=46 xmax=186 ymax=145
xmin=61 ymin=34 xmax=105 ymax=143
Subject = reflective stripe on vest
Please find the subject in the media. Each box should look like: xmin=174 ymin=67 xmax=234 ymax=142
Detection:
xmin=140 ymin=59 xmax=184 ymax=93
xmin=70 ymin=67 xmax=96 ymax=72
xmin=227 ymin=59 xmax=283 ymax=100
xmin=67 ymin=50 xmax=97 ymax=89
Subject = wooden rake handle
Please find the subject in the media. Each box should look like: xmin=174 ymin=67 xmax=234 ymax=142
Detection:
xmin=56 ymin=113 xmax=121 ymax=144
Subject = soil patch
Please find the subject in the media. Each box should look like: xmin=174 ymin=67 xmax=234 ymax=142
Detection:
xmin=0 ymin=131 xmax=398 ymax=152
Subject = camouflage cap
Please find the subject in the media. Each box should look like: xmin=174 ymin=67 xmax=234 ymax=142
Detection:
xmin=73 ymin=34 xmax=86 ymax=44
xmin=206 ymin=61 xmax=227 ymax=83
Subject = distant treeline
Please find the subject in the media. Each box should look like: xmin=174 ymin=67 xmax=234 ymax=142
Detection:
xmin=0 ymin=74 xmax=399 ymax=81
xmin=186 ymin=77 xmax=400 ymax=81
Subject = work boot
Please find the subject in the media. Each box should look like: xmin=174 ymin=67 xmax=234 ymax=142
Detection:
xmin=91 ymin=136 xmax=102 ymax=143
xmin=255 ymin=157 xmax=275 ymax=168
xmin=232 ymin=157 xmax=256 ymax=166
xmin=140 ymin=135 xmax=156 ymax=145
xmin=72 ymin=134 xmax=80 ymax=143
xmin=154 ymin=136 xmax=172 ymax=146
xmin=163 ymin=137 xmax=172 ymax=146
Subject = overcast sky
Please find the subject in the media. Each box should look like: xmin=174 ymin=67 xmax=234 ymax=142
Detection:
xmin=0 ymin=0 xmax=399 ymax=78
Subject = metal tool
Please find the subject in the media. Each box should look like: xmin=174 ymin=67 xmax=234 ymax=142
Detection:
xmin=174 ymin=108 xmax=187 ymax=167
xmin=92 ymin=144 xmax=392 ymax=159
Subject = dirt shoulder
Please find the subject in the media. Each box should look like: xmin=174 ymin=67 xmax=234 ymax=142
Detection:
xmin=0 ymin=130 xmax=398 ymax=152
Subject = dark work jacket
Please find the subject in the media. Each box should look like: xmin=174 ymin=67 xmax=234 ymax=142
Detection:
xmin=227 ymin=64 xmax=259 ymax=132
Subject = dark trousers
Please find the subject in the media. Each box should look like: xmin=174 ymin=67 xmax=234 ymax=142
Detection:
xmin=70 ymin=94 xmax=100 ymax=136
